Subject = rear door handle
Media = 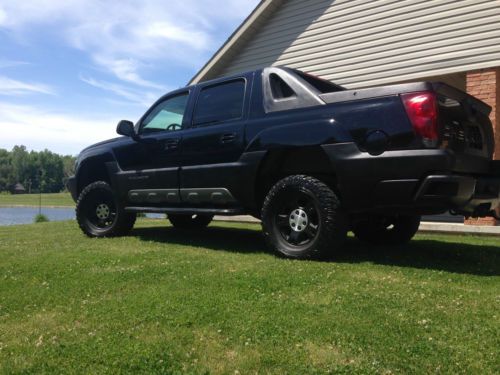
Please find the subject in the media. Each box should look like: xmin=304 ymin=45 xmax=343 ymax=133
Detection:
xmin=164 ymin=138 xmax=180 ymax=150
xmin=220 ymin=133 xmax=236 ymax=144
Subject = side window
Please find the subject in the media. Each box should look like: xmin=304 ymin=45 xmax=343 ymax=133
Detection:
xmin=193 ymin=79 xmax=245 ymax=126
xmin=270 ymin=73 xmax=296 ymax=99
xmin=141 ymin=93 xmax=189 ymax=134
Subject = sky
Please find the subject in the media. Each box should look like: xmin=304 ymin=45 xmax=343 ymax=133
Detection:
xmin=0 ymin=0 xmax=259 ymax=155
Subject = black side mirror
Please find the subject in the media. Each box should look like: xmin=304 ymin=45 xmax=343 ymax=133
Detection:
xmin=116 ymin=120 xmax=137 ymax=139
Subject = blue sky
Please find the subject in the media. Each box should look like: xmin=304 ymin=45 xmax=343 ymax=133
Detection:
xmin=0 ymin=0 xmax=259 ymax=155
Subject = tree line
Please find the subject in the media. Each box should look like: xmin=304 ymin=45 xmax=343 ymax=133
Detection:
xmin=0 ymin=146 xmax=76 ymax=193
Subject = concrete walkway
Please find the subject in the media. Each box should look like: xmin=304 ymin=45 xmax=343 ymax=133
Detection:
xmin=214 ymin=215 xmax=500 ymax=236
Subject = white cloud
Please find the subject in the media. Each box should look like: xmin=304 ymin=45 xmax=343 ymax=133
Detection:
xmin=144 ymin=21 xmax=212 ymax=51
xmin=0 ymin=75 xmax=55 ymax=95
xmin=0 ymin=59 xmax=29 ymax=68
xmin=0 ymin=0 xmax=258 ymax=88
xmin=91 ymin=57 xmax=166 ymax=90
xmin=0 ymin=103 xmax=118 ymax=155
xmin=0 ymin=6 xmax=6 ymax=25
xmin=79 ymin=74 xmax=162 ymax=107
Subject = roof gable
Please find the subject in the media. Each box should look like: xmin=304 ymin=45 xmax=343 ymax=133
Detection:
xmin=189 ymin=0 xmax=283 ymax=84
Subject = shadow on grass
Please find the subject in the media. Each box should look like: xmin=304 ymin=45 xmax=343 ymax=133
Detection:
xmin=132 ymin=225 xmax=500 ymax=276
xmin=133 ymin=225 xmax=266 ymax=255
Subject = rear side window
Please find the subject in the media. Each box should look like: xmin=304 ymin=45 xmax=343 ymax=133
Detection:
xmin=193 ymin=79 xmax=245 ymax=126
xmin=270 ymin=73 xmax=296 ymax=99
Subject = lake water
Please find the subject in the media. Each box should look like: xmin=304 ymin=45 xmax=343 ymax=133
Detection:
xmin=0 ymin=207 xmax=463 ymax=226
xmin=0 ymin=207 xmax=75 ymax=226
xmin=0 ymin=207 xmax=165 ymax=226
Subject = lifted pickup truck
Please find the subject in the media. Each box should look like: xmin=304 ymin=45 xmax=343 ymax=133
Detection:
xmin=68 ymin=67 xmax=500 ymax=259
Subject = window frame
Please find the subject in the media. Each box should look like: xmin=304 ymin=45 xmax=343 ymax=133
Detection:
xmin=261 ymin=67 xmax=325 ymax=114
xmin=191 ymin=77 xmax=247 ymax=128
xmin=137 ymin=90 xmax=190 ymax=135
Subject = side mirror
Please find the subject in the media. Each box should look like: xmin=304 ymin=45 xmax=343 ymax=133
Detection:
xmin=116 ymin=120 xmax=137 ymax=139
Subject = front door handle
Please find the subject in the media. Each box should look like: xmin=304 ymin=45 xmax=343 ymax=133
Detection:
xmin=220 ymin=133 xmax=236 ymax=144
xmin=164 ymin=138 xmax=180 ymax=150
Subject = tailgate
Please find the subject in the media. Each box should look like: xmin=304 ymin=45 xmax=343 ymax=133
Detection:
xmin=433 ymin=83 xmax=494 ymax=160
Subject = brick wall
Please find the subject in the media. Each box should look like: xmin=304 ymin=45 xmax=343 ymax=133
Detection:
xmin=465 ymin=68 xmax=499 ymax=226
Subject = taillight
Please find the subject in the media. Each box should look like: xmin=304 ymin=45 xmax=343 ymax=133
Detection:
xmin=401 ymin=91 xmax=439 ymax=147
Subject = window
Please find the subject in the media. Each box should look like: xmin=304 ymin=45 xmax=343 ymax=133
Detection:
xmin=270 ymin=73 xmax=296 ymax=99
xmin=193 ymin=79 xmax=245 ymax=126
xmin=141 ymin=93 xmax=189 ymax=134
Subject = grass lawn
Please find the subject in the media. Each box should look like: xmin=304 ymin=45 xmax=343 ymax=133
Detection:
xmin=0 ymin=192 xmax=74 ymax=207
xmin=0 ymin=220 xmax=498 ymax=374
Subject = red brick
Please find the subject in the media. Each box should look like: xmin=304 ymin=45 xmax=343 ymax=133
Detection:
xmin=466 ymin=68 xmax=499 ymax=226
xmin=464 ymin=217 xmax=497 ymax=226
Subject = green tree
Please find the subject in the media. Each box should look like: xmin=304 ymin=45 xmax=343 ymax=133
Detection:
xmin=10 ymin=145 xmax=30 ymax=189
xmin=0 ymin=148 xmax=13 ymax=191
xmin=62 ymin=155 xmax=76 ymax=188
xmin=36 ymin=149 xmax=64 ymax=193
xmin=0 ymin=145 xmax=74 ymax=193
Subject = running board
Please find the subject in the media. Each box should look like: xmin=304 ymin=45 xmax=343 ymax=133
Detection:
xmin=124 ymin=206 xmax=245 ymax=216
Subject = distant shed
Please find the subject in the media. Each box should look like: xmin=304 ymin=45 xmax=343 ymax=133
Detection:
xmin=10 ymin=183 xmax=26 ymax=195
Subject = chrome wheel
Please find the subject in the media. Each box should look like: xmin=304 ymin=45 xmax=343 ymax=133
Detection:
xmin=275 ymin=190 xmax=319 ymax=246
xmin=96 ymin=204 xmax=111 ymax=220
xmin=84 ymin=190 xmax=116 ymax=229
xmin=289 ymin=208 xmax=309 ymax=232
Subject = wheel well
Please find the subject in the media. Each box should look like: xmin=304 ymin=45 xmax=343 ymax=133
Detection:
xmin=255 ymin=147 xmax=337 ymax=212
xmin=76 ymin=160 xmax=110 ymax=196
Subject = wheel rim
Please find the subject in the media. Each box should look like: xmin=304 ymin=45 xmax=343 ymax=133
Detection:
xmin=275 ymin=189 xmax=320 ymax=247
xmin=84 ymin=190 xmax=117 ymax=230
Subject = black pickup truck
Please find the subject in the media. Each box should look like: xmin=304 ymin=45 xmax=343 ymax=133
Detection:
xmin=67 ymin=67 xmax=500 ymax=259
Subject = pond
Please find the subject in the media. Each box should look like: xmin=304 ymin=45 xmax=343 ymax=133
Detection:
xmin=0 ymin=207 xmax=463 ymax=226
xmin=0 ymin=207 xmax=165 ymax=226
xmin=0 ymin=207 xmax=75 ymax=226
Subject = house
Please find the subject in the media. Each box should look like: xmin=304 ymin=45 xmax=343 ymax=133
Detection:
xmin=190 ymin=0 xmax=500 ymax=225
xmin=10 ymin=183 xmax=26 ymax=195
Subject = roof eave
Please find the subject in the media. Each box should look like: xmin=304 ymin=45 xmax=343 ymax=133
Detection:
xmin=188 ymin=0 xmax=283 ymax=85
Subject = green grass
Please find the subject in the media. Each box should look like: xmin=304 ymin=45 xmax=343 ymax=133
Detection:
xmin=0 ymin=220 xmax=498 ymax=374
xmin=0 ymin=192 xmax=73 ymax=207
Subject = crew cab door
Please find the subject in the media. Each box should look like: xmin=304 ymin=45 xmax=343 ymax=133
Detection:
xmin=179 ymin=75 xmax=251 ymax=206
xmin=113 ymin=90 xmax=192 ymax=205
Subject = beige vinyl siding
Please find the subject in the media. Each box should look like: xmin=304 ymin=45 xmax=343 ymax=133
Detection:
xmin=210 ymin=0 xmax=500 ymax=88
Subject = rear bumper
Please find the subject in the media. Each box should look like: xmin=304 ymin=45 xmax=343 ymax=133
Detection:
xmin=322 ymin=144 xmax=500 ymax=216
xmin=413 ymin=174 xmax=500 ymax=216
xmin=66 ymin=176 xmax=77 ymax=202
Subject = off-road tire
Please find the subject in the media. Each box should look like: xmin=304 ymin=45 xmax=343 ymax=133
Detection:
xmin=261 ymin=175 xmax=347 ymax=259
xmin=168 ymin=214 xmax=213 ymax=229
xmin=352 ymin=214 xmax=421 ymax=246
xmin=76 ymin=181 xmax=136 ymax=237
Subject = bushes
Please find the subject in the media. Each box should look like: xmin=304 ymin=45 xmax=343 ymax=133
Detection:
xmin=34 ymin=214 xmax=49 ymax=223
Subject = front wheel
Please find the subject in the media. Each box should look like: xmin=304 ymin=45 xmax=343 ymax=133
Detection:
xmin=168 ymin=214 xmax=213 ymax=229
xmin=352 ymin=214 xmax=421 ymax=246
xmin=261 ymin=175 xmax=347 ymax=259
xmin=76 ymin=181 xmax=136 ymax=237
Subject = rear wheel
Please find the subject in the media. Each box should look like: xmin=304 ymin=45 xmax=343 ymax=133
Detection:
xmin=76 ymin=181 xmax=136 ymax=237
xmin=352 ymin=214 xmax=421 ymax=246
xmin=168 ymin=214 xmax=213 ymax=229
xmin=261 ymin=175 xmax=347 ymax=259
